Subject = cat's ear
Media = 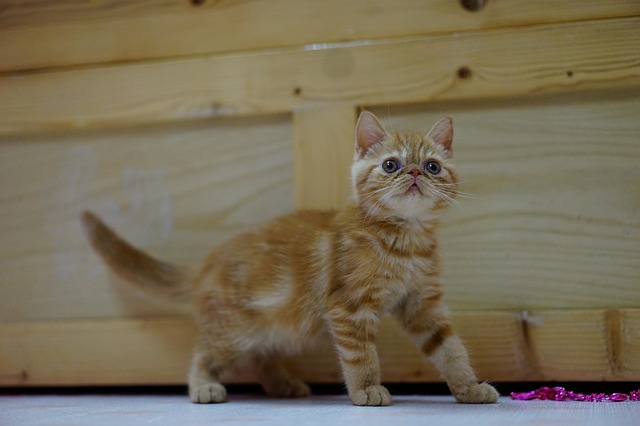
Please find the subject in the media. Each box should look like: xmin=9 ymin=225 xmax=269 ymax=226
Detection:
xmin=427 ymin=117 xmax=454 ymax=154
xmin=355 ymin=111 xmax=387 ymax=157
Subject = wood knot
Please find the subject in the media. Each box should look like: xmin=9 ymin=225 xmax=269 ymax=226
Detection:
xmin=460 ymin=0 xmax=487 ymax=12
xmin=457 ymin=66 xmax=472 ymax=80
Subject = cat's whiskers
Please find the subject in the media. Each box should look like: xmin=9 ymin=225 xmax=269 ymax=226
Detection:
xmin=431 ymin=186 xmax=461 ymax=208
xmin=435 ymin=180 xmax=464 ymax=187
xmin=359 ymin=181 xmax=413 ymax=220
xmin=359 ymin=181 xmax=401 ymax=201
xmin=434 ymin=180 xmax=479 ymax=198
xmin=369 ymin=190 xmax=398 ymax=219
xmin=452 ymin=192 xmax=479 ymax=200
xmin=437 ymin=186 xmax=478 ymax=201
xmin=359 ymin=191 xmax=387 ymax=220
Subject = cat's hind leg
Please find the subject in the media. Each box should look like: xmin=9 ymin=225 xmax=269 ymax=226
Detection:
xmin=188 ymin=345 xmax=239 ymax=404
xmin=254 ymin=355 xmax=311 ymax=398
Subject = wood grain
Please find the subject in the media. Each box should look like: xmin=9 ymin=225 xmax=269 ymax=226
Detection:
xmin=0 ymin=116 xmax=293 ymax=322
xmin=2 ymin=89 xmax=637 ymax=323
xmin=2 ymin=0 xmax=639 ymax=388
xmin=2 ymin=310 xmax=638 ymax=386
xmin=1 ymin=0 xmax=638 ymax=73
xmin=293 ymin=105 xmax=356 ymax=209
xmin=1 ymin=18 xmax=638 ymax=134
xmin=371 ymin=88 xmax=640 ymax=310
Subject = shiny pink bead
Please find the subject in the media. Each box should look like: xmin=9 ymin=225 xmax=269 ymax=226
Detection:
xmin=552 ymin=387 xmax=567 ymax=401
xmin=510 ymin=391 xmax=538 ymax=400
xmin=607 ymin=393 xmax=628 ymax=402
xmin=510 ymin=387 xmax=640 ymax=403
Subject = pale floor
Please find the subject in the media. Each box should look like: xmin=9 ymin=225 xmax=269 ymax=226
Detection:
xmin=2 ymin=392 xmax=640 ymax=426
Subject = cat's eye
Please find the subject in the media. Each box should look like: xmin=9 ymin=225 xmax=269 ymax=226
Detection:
xmin=382 ymin=158 xmax=401 ymax=173
xmin=425 ymin=160 xmax=442 ymax=175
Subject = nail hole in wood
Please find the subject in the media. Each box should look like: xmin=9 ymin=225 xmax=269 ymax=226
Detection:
xmin=191 ymin=0 xmax=206 ymax=6
xmin=457 ymin=66 xmax=472 ymax=80
xmin=293 ymin=87 xmax=302 ymax=96
xmin=460 ymin=0 xmax=486 ymax=12
xmin=566 ymin=70 xmax=574 ymax=77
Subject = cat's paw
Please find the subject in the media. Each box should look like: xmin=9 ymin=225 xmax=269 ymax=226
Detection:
xmin=189 ymin=383 xmax=228 ymax=404
xmin=454 ymin=383 xmax=499 ymax=404
xmin=265 ymin=379 xmax=311 ymax=398
xmin=350 ymin=385 xmax=393 ymax=406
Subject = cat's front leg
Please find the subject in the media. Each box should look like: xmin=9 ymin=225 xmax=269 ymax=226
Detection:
xmin=396 ymin=295 xmax=499 ymax=404
xmin=327 ymin=306 xmax=392 ymax=406
xmin=188 ymin=349 xmax=229 ymax=403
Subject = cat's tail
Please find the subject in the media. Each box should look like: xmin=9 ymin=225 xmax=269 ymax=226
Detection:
xmin=81 ymin=211 xmax=192 ymax=303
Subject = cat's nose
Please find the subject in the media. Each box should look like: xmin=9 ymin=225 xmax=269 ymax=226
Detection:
xmin=408 ymin=168 xmax=421 ymax=177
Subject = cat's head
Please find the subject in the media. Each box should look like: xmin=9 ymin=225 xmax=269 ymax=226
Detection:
xmin=351 ymin=111 xmax=459 ymax=221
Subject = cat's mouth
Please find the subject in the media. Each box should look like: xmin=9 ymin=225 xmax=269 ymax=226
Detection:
xmin=407 ymin=183 xmax=422 ymax=194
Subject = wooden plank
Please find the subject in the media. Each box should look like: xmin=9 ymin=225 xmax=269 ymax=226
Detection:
xmin=1 ymin=0 xmax=638 ymax=73
xmin=2 ymin=90 xmax=638 ymax=323
xmin=292 ymin=105 xmax=357 ymax=209
xmin=1 ymin=18 xmax=639 ymax=134
xmin=2 ymin=310 xmax=638 ymax=386
xmin=0 ymin=319 xmax=198 ymax=386
xmin=619 ymin=310 xmax=640 ymax=378
xmin=528 ymin=310 xmax=640 ymax=381
xmin=0 ymin=116 xmax=293 ymax=322
xmin=371 ymin=88 xmax=640 ymax=310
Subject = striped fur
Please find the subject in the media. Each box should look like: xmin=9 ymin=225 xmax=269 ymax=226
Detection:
xmin=82 ymin=111 xmax=498 ymax=406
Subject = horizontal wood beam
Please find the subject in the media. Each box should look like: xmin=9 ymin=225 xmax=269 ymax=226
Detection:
xmin=1 ymin=18 xmax=638 ymax=134
xmin=2 ymin=309 xmax=638 ymax=386
xmin=1 ymin=0 xmax=638 ymax=73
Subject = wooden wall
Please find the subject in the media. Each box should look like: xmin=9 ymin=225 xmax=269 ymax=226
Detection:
xmin=1 ymin=0 xmax=639 ymax=386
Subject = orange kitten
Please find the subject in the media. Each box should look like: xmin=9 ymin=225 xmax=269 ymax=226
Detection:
xmin=82 ymin=111 xmax=498 ymax=406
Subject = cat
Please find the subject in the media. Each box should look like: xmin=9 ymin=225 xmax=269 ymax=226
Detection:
xmin=81 ymin=111 xmax=499 ymax=406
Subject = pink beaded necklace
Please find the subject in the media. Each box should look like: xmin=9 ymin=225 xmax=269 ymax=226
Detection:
xmin=511 ymin=386 xmax=640 ymax=402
